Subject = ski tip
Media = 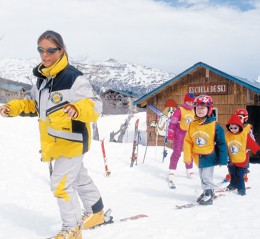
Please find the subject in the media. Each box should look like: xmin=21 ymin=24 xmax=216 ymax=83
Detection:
xmin=176 ymin=203 xmax=196 ymax=209
xmin=119 ymin=214 xmax=148 ymax=222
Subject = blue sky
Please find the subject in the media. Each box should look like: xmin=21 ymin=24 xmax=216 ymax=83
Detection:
xmin=157 ymin=0 xmax=256 ymax=11
xmin=0 ymin=0 xmax=260 ymax=80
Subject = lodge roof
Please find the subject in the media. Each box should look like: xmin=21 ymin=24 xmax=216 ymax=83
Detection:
xmin=0 ymin=78 xmax=32 ymax=93
xmin=0 ymin=84 xmax=26 ymax=92
xmin=133 ymin=62 xmax=260 ymax=106
xmin=101 ymin=88 xmax=139 ymax=98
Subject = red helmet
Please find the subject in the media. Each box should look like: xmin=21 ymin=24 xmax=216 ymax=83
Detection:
xmin=235 ymin=108 xmax=248 ymax=122
xmin=194 ymin=95 xmax=214 ymax=116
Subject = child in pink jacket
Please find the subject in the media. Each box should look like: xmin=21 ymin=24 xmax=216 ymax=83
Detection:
xmin=167 ymin=93 xmax=195 ymax=188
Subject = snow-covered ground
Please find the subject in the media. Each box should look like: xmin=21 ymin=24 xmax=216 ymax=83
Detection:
xmin=1 ymin=112 xmax=260 ymax=239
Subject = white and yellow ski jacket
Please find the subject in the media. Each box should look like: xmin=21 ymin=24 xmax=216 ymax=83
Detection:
xmin=6 ymin=60 xmax=102 ymax=162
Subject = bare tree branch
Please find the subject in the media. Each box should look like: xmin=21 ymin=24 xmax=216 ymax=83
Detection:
xmin=109 ymin=113 xmax=133 ymax=143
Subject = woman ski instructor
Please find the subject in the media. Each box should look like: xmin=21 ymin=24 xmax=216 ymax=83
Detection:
xmin=0 ymin=30 xmax=108 ymax=239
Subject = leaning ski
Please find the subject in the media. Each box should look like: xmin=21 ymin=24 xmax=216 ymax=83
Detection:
xmin=101 ymin=139 xmax=111 ymax=176
xmin=130 ymin=119 xmax=139 ymax=167
xmin=147 ymin=104 xmax=168 ymax=118
xmin=148 ymin=104 xmax=170 ymax=162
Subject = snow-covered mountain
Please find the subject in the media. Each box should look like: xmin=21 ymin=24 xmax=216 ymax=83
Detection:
xmin=0 ymin=58 xmax=175 ymax=96
xmin=0 ymin=58 xmax=39 ymax=85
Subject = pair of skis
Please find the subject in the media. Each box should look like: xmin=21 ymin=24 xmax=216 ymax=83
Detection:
xmin=147 ymin=104 xmax=170 ymax=162
xmin=176 ymin=186 xmax=251 ymax=209
xmin=102 ymin=103 xmax=171 ymax=170
xmin=102 ymin=209 xmax=148 ymax=224
xmin=46 ymin=209 xmax=148 ymax=238
xmin=176 ymin=193 xmax=225 ymax=209
xmin=101 ymin=118 xmax=140 ymax=170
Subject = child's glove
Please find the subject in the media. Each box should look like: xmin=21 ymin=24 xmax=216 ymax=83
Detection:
xmin=167 ymin=130 xmax=174 ymax=140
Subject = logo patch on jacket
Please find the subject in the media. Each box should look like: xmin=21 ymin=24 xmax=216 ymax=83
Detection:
xmin=194 ymin=132 xmax=209 ymax=146
xmin=185 ymin=114 xmax=194 ymax=125
xmin=51 ymin=92 xmax=63 ymax=104
xmin=228 ymin=141 xmax=241 ymax=154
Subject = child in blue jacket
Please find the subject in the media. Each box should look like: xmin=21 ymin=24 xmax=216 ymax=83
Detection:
xmin=184 ymin=95 xmax=228 ymax=205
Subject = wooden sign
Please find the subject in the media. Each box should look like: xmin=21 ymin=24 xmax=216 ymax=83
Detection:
xmin=188 ymin=83 xmax=228 ymax=95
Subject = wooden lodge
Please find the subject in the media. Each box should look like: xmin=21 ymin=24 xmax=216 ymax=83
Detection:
xmin=133 ymin=62 xmax=260 ymax=148
xmin=0 ymin=78 xmax=32 ymax=103
xmin=100 ymin=89 xmax=141 ymax=115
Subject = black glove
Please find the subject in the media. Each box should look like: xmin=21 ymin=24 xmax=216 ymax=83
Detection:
xmin=257 ymin=150 xmax=260 ymax=157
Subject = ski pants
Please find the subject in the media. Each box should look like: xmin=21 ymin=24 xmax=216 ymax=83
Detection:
xmin=199 ymin=166 xmax=217 ymax=191
xmin=169 ymin=131 xmax=193 ymax=170
xmin=50 ymin=155 xmax=104 ymax=229
xmin=228 ymin=163 xmax=245 ymax=192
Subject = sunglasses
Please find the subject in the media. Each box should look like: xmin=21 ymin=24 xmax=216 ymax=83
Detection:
xmin=229 ymin=127 xmax=239 ymax=130
xmin=37 ymin=47 xmax=61 ymax=55
xmin=238 ymin=115 xmax=246 ymax=120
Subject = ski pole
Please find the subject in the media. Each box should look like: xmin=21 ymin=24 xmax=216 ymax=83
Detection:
xmin=143 ymin=132 xmax=152 ymax=163
xmin=162 ymin=136 xmax=168 ymax=163
xmin=162 ymin=118 xmax=170 ymax=163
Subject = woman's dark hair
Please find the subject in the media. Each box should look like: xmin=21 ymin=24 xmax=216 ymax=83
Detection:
xmin=37 ymin=30 xmax=67 ymax=56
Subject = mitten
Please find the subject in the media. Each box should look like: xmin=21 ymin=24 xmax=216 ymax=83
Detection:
xmin=167 ymin=130 xmax=174 ymax=140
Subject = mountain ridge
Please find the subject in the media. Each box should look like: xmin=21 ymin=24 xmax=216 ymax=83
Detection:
xmin=0 ymin=57 xmax=175 ymax=96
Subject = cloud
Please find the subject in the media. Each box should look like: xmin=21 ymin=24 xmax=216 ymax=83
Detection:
xmin=0 ymin=0 xmax=260 ymax=79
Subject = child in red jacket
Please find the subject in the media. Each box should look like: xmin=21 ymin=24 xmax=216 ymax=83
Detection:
xmin=225 ymin=114 xmax=260 ymax=195
xmin=225 ymin=108 xmax=255 ymax=182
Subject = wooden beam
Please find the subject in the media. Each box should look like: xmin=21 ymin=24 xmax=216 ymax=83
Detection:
xmin=206 ymin=69 xmax=209 ymax=78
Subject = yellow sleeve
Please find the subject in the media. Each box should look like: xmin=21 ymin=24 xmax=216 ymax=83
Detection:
xmin=183 ymin=130 xmax=193 ymax=164
xmin=72 ymin=98 xmax=100 ymax=123
xmin=6 ymin=99 xmax=36 ymax=117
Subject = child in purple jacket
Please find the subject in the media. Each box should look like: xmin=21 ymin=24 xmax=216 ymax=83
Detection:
xmin=167 ymin=93 xmax=195 ymax=188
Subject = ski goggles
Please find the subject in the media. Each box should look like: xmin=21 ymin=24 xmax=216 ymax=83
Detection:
xmin=237 ymin=114 xmax=247 ymax=121
xmin=229 ymin=126 xmax=239 ymax=130
xmin=194 ymin=102 xmax=213 ymax=107
xmin=37 ymin=47 xmax=61 ymax=55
